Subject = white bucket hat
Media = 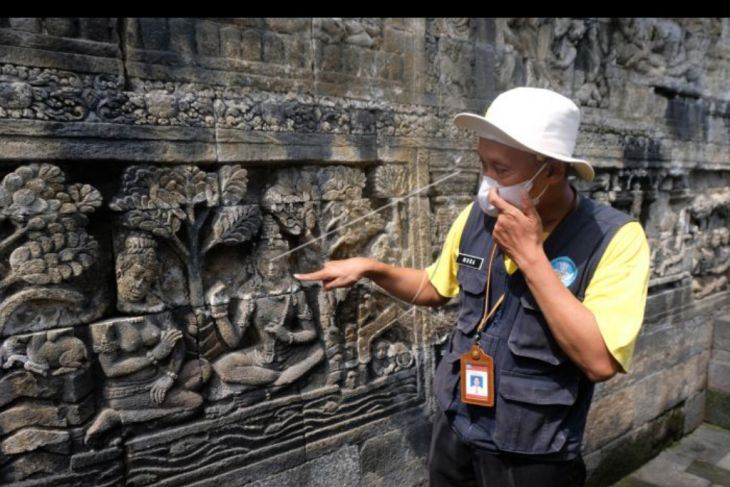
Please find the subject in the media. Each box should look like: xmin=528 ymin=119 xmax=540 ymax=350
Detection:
xmin=454 ymin=87 xmax=595 ymax=182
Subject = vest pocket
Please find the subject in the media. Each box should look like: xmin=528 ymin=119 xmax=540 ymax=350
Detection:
xmin=492 ymin=369 xmax=579 ymax=454
xmin=455 ymin=266 xmax=487 ymax=334
xmin=456 ymin=265 xmax=487 ymax=294
xmin=507 ymin=293 xmax=570 ymax=365
xmin=434 ymin=350 xmax=463 ymax=413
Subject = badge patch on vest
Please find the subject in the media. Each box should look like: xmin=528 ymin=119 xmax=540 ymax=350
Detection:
xmin=551 ymin=256 xmax=578 ymax=287
xmin=456 ymin=252 xmax=484 ymax=270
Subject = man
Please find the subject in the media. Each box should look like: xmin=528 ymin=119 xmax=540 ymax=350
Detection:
xmin=295 ymin=87 xmax=651 ymax=487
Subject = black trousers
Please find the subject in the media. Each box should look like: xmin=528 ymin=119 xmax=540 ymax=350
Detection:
xmin=428 ymin=407 xmax=587 ymax=487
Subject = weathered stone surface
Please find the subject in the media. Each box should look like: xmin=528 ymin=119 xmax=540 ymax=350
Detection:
xmin=1 ymin=427 xmax=70 ymax=455
xmin=0 ymin=450 xmax=68 ymax=483
xmin=584 ymin=386 xmax=636 ymax=452
xmin=707 ymin=317 xmax=730 ymax=431
xmin=586 ymin=405 xmax=686 ymax=486
xmin=632 ymin=352 xmax=709 ymax=427
xmin=359 ymin=424 xmax=430 ymax=486
xmin=684 ymin=390 xmax=706 ymax=435
xmin=706 ymin=389 xmax=730 ymax=430
xmin=615 ymin=422 xmax=730 ymax=487
xmin=246 ymin=444 xmax=360 ymax=487
xmin=631 ymin=454 xmax=712 ymax=487
xmin=714 ymin=318 xmax=730 ymax=352
xmin=708 ymin=358 xmax=730 ymax=394
xmin=0 ymin=401 xmax=67 ymax=434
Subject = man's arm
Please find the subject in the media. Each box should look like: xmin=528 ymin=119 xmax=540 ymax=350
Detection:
xmin=366 ymin=260 xmax=451 ymax=308
xmin=488 ymin=187 xmax=648 ymax=383
xmin=295 ymin=257 xmax=450 ymax=308
xmin=520 ymin=252 xmax=622 ymax=382
xmin=296 ymin=203 xmax=473 ymax=308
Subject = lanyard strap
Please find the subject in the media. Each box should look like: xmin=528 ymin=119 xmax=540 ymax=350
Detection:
xmin=475 ymin=242 xmax=505 ymax=336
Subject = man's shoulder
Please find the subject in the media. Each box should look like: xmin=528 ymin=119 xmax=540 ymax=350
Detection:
xmin=585 ymin=219 xmax=649 ymax=291
xmin=585 ymin=197 xmax=636 ymax=229
xmin=603 ymin=220 xmax=650 ymax=261
xmin=458 ymin=201 xmax=475 ymax=219
xmin=614 ymin=220 xmax=647 ymax=239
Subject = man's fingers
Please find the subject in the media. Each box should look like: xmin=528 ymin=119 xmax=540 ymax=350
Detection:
xmin=323 ymin=276 xmax=349 ymax=291
xmin=323 ymin=278 xmax=341 ymax=291
xmin=520 ymin=188 xmax=539 ymax=218
xmin=488 ymin=188 xmax=511 ymax=212
xmin=293 ymin=269 xmax=330 ymax=281
xmin=489 ymin=188 xmax=518 ymax=216
xmin=295 ymin=261 xmax=358 ymax=289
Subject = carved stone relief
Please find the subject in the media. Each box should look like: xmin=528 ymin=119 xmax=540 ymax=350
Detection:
xmin=0 ymin=160 xmax=417 ymax=483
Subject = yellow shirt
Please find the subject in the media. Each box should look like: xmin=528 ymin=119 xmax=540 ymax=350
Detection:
xmin=425 ymin=202 xmax=651 ymax=373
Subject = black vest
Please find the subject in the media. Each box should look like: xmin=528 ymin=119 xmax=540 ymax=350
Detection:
xmin=433 ymin=186 xmax=636 ymax=459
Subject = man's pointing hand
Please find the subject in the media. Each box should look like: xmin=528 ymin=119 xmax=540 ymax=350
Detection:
xmin=294 ymin=257 xmax=372 ymax=291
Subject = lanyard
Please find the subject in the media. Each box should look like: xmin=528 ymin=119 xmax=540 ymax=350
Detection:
xmin=474 ymin=241 xmax=506 ymax=339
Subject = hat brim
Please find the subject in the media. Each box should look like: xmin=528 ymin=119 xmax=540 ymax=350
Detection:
xmin=454 ymin=113 xmax=595 ymax=183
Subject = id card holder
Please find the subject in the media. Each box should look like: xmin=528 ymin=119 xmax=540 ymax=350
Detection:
xmin=460 ymin=343 xmax=495 ymax=407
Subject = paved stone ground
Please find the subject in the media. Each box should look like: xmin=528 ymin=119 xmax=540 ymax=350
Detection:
xmin=611 ymin=423 xmax=730 ymax=487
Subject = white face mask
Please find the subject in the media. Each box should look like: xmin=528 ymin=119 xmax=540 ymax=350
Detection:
xmin=477 ymin=161 xmax=549 ymax=216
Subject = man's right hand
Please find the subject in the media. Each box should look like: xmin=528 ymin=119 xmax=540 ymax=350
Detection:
xmin=294 ymin=257 xmax=373 ymax=291
xmin=295 ymin=257 xmax=450 ymax=307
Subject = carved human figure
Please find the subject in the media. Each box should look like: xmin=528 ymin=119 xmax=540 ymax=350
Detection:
xmin=212 ymin=236 xmax=325 ymax=390
xmin=116 ymin=232 xmax=217 ymax=389
xmin=323 ymin=325 xmax=344 ymax=386
xmin=344 ymin=369 xmax=359 ymax=389
xmin=176 ymin=281 xmax=256 ymax=387
xmin=707 ymin=228 xmax=730 ymax=292
xmin=715 ymin=229 xmax=730 ymax=290
xmin=84 ymin=315 xmax=205 ymax=445
xmin=371 ymin=339 xmax=394 ymax=377
xmin=344 ymin=323 xmax=359 ymax=369
xmin=388 ymin=341 xmax=414 ymax=372
xmin=260 ymin=173 xmax=317 ymax=241
xmin=116 ymin=233 xmax=165 ymax=313
xmin=613 ymin=19 xmax=663 ymax=75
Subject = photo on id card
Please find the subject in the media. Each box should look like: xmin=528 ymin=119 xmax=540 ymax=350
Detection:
xmin=465 ymin=364 xmax=489 ymax=398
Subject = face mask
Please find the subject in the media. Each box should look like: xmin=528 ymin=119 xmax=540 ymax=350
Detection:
xmin=477 ymin=161 xmax=549 ymax=217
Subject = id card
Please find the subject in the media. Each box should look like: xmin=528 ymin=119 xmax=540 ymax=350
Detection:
xmin=460 ymin=343 xmax=494 ymax=407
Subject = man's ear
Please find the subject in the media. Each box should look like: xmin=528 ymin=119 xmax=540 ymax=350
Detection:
xmin=546 ymin=159 xmax=566 ymax=182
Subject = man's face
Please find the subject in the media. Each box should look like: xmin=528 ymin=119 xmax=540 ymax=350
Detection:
xmin=477 ymin=138 xmax=560 ymax=204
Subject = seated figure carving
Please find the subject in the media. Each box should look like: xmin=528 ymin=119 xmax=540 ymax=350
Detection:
xmin=211 ymin=235 xmax=325 ymax=392
xmin=84 ymin=315 xmax=205 ymax=445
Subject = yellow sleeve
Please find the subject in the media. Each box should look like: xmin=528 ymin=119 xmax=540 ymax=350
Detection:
xmin=424 ymin=203 xmax=473 ymax=299
xmin=582 ymin=221 xmax=651 ymax=374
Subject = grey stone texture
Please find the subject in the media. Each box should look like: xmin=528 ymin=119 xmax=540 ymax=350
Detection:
xmin=611 ymin=423 xmax=730 ymax=487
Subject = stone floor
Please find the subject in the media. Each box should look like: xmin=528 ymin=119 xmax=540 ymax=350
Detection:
xmin=611 ymin=423 xmax=730 ymax=487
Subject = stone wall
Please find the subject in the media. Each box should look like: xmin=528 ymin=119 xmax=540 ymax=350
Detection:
xmin=0 ymin=18 xmax=728 ymax=487
xmin=707 ymin=316 xmax=730 ymax=429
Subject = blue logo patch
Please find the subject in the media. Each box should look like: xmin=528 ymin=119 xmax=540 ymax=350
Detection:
xmin=550 ymin=256 xmax=578 ymax=287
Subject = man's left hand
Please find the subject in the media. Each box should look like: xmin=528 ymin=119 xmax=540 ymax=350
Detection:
xmin=488 ymin=187 xmax=544 ymax=268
